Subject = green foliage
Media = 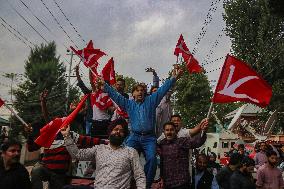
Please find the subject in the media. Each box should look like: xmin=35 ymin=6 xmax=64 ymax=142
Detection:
xmin=174 ymin=65 xmax=213 ymax=130
xmin=12 ymin=42 xmax=79 ymax=136
xmin=223 ymin=0 xmax=284 ymax=132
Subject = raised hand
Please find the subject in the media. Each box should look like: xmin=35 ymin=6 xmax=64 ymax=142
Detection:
xmin=61 ymin=125 xmax=70 ymax=138
xmin=23 ymin=123 xmax=33 ymax=134
xmin=172 ymin=64 xmax=183 ymax=79
xmin=199 ymin=118 xmax=209 ymax=131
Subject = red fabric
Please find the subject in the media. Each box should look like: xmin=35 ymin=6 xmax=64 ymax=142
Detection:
xmin=0 ymin=98 xmax=5 ymax=107
xmin=174 ymin=34 xmax=190 ymax=56
xmin=174 ymin=34 xmax=202 ymax=74
xmin=70 ymin=40 xmax=106 ymax=68
xmin=90 ymin=91 xmax=113 ymax=110
xmin=116 ymin=106 xmax=129 ymax=119
xmin=184 ymin=54 xmax=203 ymax=74
xmin=220 ymin=157 xmax=230 ymax=166
xmin=35 ymin=95 xmax=89 ymax=148
xmin=42 ymin=146 xmax=70 ymax=171
xmin=102 ymin=57 xmax=116 ymax=85
xmin=212 ymin=54 xmax=272 ymax=107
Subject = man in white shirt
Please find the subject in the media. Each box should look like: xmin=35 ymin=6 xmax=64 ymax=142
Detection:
xmin=157 ymin=114 xmax=205 ymax=143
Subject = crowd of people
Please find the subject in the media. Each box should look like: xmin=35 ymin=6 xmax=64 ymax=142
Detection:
xmin=0 ymin=65 xmax=284 ymax=189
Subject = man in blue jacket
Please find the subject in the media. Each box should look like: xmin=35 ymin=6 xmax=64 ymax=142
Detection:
xmin=100 ymin=66 xmax=182 ymax=188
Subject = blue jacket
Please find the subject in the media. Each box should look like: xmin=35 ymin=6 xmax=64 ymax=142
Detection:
xmin=104 ymin=77 xmax=176 ymax=134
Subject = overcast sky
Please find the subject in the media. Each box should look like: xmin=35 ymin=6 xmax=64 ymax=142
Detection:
xmin=0 ymin=0 xmax=231 ymax=101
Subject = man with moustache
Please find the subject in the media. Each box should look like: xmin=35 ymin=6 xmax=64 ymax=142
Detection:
xmin=158 ymin=122 xmax=207 ymax=189
xmin=100 ymin=66 xmax=183 ymax=188
xmin=191 ymin=154 xmax=218 ymax=189
xmin=61 ymin=118 xmax=146 ymax=189
xmin=230 ymin=156 xmax=256 ymax=189
xmin=0 ymin=138 xmax=31 ymax=189
xmin=256 ymin=150 xmax=284 ymax=189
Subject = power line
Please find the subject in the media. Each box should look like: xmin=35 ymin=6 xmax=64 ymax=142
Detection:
xmin=6 ymin=0 xmax=49 ymax=43
xmin=0 ymin=16 xmax=35 ymax=47
xmin=17 ymin=0 xmax=68 ymax=49
xmin=52 ymin=0 xmax=86 ymax=44
xmin=39 ymin=0 xmax=79 ymax=48
xmin=202 ymin=28 xmax=225 ymax=66
xmin=192 ymin=0 xmax=222 ymax=55
xmin=202 ymin=56 xmax=225 ymax=67
xmin=0 ymin=23 xmax=32 ymax=49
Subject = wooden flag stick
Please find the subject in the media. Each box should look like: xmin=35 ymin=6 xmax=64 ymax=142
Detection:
xmin=201 ymin=102 xmax=214 ymax=137
xmin=207 ymin=102 xmax=214 ymax=119
xmin=4 ymin=104 xmax=28 ymax=127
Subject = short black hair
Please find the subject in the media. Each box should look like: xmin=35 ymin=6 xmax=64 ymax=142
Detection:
xmin=197 ymin=153 xmax=208 ymax=161
xmin=116 ymin=78 xmax=126 ymax=84
xmin=229 ymin=153 xmax=242 ymax=165
xmin=170 ymin=114 xmax=182 ymax=120
xmin=241 ymin=156 xmax=255 ymax=167
xmin=238 ymin=144 xmax=245 ymax=149
xmin=107 ymin=118 xmax=129 ymax=137
xmin=1 ymin=138 xmax=22 ymax=152
xmin=162 ymin=122 xmax=176 ymax=130
xmin=266 ymin=150 xmax=277 ymax=157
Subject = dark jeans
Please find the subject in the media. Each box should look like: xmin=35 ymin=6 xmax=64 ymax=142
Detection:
xmin=126 ymin=134 xmax=157 ymax=189
xmin=31 ymin=163 xmax=68 ymax=189
xmin=91 ymin=120 xmax=110 ymax=139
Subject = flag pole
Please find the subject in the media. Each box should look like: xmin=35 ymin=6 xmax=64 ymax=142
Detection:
xmin=201 ymin=102 xmax=214 ymax=137
xmin=207 ymin=102 xmax=214 ymax=118
xmin=4 ymin=104 xmax=28 ymax=127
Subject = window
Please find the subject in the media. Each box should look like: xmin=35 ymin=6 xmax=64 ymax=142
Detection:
xmin=222 ymin=142 xmax=229 ymax=148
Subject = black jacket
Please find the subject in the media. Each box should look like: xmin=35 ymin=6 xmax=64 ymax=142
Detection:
xmin=216 ymin=166 xmax=234 ymax=189
xmin=191 ymin=168 xmax=214 ymax=189
xmin=0 ymin=160 xmax=31 ymax=189
xmin=230 ymin=170 xmax=256 ymax=189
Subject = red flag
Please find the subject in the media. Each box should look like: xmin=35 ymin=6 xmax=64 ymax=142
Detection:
xmin=70 ymin=40 xmax=106 ymax=68
xmin=212 ymin=54 xmax=272 ymax=107
xmin=0 ymin=98 xmax=5 ymax=108
xmin=101 ymin=57 xmax=116 ymax=85
xmin=90 ymin=91 xmax=113 ymax=110
xmin=35 ymin=95 xmax=89 ymax=148
xmin=174 ymin=34 xmax=202 ymax=73
xmin=184 ymin=54 xmax=203 ymax=74
xmin=174 ymin=34 xmax=190 ymax=56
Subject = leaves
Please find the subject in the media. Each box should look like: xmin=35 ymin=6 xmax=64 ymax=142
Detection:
xmin=11 ymin=42 xmax=79 ymax=137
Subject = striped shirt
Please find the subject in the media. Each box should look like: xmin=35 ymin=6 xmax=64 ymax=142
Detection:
xmin=27 ymin=132 xmax=104 ymax=173
xmin=64 ymin=136 xmax=146 ymax=189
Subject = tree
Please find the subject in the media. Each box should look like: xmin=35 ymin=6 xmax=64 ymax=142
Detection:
xmin=11 ymin=42 xmax=79 ymax=136
xmin=223 ymin=0 xmax=284 ymax=132
xmin=174 ymin=64 xmax=213 ymax=129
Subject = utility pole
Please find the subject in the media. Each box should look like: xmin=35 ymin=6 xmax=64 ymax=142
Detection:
xmin=65 ymin=50 xmax=74 ymax=114
xmin=3 ymin=73 xmax=18 ymax=127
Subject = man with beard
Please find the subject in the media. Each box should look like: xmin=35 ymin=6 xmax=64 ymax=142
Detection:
xmin=255 ymin=142 xmax=268 ymax=169
xmin=191 ymin=154 xmax=219 ymax=189
xmin=230 ymin=156 xmax=256 ymax=189
xmin=100 ymin=66 xmax=183 ymax=188
xmin=256 ymin=150 xmax=284 ymax=189
xmin=158 ymin=122 xmax=207 ymax=189
xmin=61 ymin=118 xmax=146 ymax=189
xmin=0 ymin=138 xmax=31 ymax=189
